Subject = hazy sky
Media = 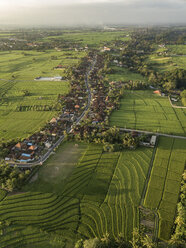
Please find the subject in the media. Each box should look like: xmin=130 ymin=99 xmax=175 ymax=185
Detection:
xmin=0 ymin=0 xmax=186 ymax=26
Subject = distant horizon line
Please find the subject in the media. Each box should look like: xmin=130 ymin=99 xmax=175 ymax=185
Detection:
xmin=0 ymin=23 xmax=186 ymax=29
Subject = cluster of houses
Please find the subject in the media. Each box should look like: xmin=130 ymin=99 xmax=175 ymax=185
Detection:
xmin=87 ymin=55 xmax=122 ymax=124
xmin=153 ymin=89 xmax=180 ymax=102
xmin=6 ymin=111 xmax=78 ymax=163
xmin=113 ymin=59 xmax=128 ymax=68
xmin=153 ymin=90 xmax=166 ymax=97
xmin=6 ymin=141 xmax=38 ymax=163
xmin=71 ymin=54 xmax=123 ymax=137
xmin=101 ymin=46 xmax=111 ymax=52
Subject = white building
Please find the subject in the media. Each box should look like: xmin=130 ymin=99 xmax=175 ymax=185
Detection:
xmin=150 ymin=136 xmax=157 ymax=146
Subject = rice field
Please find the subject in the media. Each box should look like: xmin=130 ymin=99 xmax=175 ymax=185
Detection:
xmin=109 ymin=90 xmax=186 ymax=136
xmin=41 ymin=30 xmax=131 ymax=47
xmin=147 ymin=44 xmax=186 ymax=72
xmin=144 ymin=137 xmax=186 ymax=240
xmin=107 ymin=65 xmax=148 ymax=82
xmin=0 ymin=49 xmax=87 ymax=146
xmin=0 ymin=143 xmax=153 ymax=246
xmin=167 ymin=45 xmax=186 ymax=55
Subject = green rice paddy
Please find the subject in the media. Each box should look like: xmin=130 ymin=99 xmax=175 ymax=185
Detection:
xmin=144 ymin=137 xmax=186 ymax=240
xmin=107 ymin=65 xmax=148 ymax=82
xmin=0 ymin=49 xmax=87 ymax=145
xmin=109 ymin=90 xmax=186 ymax=136
xmin=41 ymin=30 xmax=131 ymax=47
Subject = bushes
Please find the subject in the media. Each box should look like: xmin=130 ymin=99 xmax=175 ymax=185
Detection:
xmin=70 ymin=126 xmax=139 ymax=151
xmin=75 ymin=230 xmax=157 ymax=248
xmin=75 ymin=235 xmax=132 ymax=248
xmin=0 ymin=164 xmax=30 ymax=192
xmin=170 ymin=170 xmax=186 ymax=246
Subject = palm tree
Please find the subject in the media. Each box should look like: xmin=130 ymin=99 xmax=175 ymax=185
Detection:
xmin=130 ymin=228 xmax=141 ymax=248
xmin=141 ymin=235 xmax=155 ymax=248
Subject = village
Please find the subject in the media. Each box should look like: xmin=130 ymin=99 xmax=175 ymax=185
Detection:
xmin=4 ymin=52 xmax=158 ymax=166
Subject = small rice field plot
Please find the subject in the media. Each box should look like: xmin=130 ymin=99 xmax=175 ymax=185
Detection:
xmin=107 ymin=65 xmax=147 ymax=82
xmin=82 ymin=152 xmax=120 ymax=203
xmin=172 ymin=56 xmax=186 ymax=70
xmin=109 ymin=90 xmax=186 ymax=136
xmin=144 ymin=137 xmax=186 ymax=240
xmin=78 ymin=147 xmax=153 ymax=241
xmin=147 ymin=54 xmax=174 ymax=73
xmin=167 ymin=45 xmax=186 ymax=55
xmin=0 ymin=111 xmax=55 ymax=142
xmin=0 ymin=225 xmax=55 ymax=248
xmin=61 ymin=144 xmax=104 ymax=198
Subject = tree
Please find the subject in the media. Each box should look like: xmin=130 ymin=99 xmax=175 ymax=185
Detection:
xmin=130 ymin=228 xmax=141 ymax=248
xmin=141 ymin=235 xmax=155 ymax=248
xmin=83 ymin=238 xmax=100 ymax=248
xmin=75 ymin=239 xmax=84 ymax=248
xmin=163 ymin=81 xmax=176 ymax=91
xmin=180 ymin=90 xmax=186 ymax=106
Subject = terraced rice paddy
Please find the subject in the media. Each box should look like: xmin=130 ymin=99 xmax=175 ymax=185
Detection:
xmin=147 ymin=44 xmax=186 ymax=72
xmin=0 ymin=143 xmax=153 ymax=247
xmin=109 ymin=90 xmax=186 ymax=136
xmin=144 ymin=137 xmax=186 ymax=240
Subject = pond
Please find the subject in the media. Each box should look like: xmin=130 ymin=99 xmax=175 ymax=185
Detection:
xmin=34 ymin=76 xmax=62 ymax=81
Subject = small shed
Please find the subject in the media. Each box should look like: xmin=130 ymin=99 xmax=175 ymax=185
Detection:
xmin=153 ymin=90 xmax=161 ymax=96
xmin=150 ymin=136 xmax=157 ymax=146
xmin=45 ymin=142 xmax=52 ymax=149
xmin=28 ymin=145 xmax=37 ymax=151
xmin=50 ymin=117 xmax=58 ymax=124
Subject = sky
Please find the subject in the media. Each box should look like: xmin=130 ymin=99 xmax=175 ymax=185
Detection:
xmin=0 ymin=0 xmax=186 ymax=26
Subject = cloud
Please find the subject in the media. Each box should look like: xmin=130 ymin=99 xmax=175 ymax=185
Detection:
xmin=0 ymin=0 xmax=185 ymax=26
xmin=0 ymin=0 xmax=185 ymax=8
